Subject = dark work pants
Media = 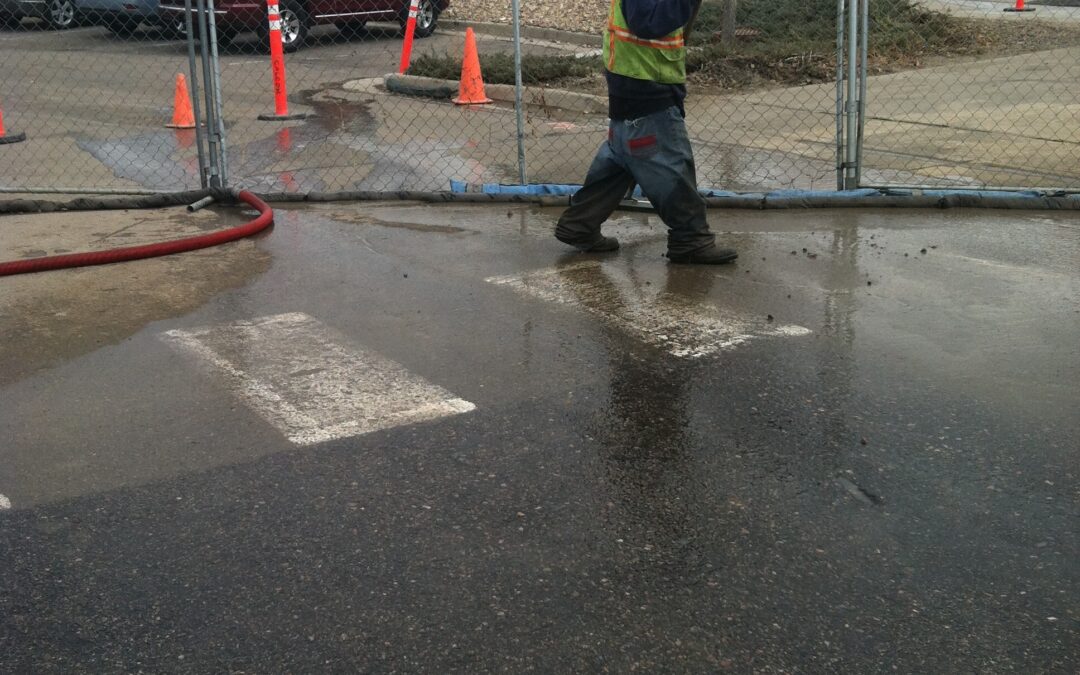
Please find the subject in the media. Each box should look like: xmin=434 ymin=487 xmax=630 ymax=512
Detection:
xmin=555 ymin=106 xmax=716 ymax=255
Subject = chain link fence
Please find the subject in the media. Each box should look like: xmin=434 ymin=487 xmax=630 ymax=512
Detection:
xmin=0 ymin=5 xmax=206 ymax=192
xmin=859 ymin=0 xmax=1080 ymax=189
xmin=1 ymin=0 xmax=1077 ymax=195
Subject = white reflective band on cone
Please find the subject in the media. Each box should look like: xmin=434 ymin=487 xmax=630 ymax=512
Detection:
xmin=269 ymin=19 xmax=281 ymax=29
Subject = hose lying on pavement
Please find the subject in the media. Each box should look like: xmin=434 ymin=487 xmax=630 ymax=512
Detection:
xmin=0 ymin=190 xmax=273 ymax=277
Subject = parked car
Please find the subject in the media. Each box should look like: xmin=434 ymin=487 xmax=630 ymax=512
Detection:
xmin=77 ymin=0 xmax=160 ymax=35
xmin=0 ymin=0 xmax=78 ymax=29
xmin=157 ymin=0 xmax=445 ymax=52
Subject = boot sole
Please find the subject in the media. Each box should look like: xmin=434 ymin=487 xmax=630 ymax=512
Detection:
xmin=667 ymin=251 xmax=738 ymax=265
xmin=556 ymin=235 xmax=620 ymax=253
xmin=582 ymin=240 xmax=620 ymax=253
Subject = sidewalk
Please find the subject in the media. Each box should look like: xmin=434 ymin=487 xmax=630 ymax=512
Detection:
xmin=685 ymin=46 xmax=1080 ymax=189
xmin=920 ymin=0 xmax=1080 ymax=21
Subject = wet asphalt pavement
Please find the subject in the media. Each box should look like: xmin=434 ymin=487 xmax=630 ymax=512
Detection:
xmin=1 ymin=203 xmax=1078 ymax=672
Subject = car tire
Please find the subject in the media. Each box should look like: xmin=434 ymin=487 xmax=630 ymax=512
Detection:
xmin=400 ymin=0 xmax=438 ymax=38
xmin=214 ymin=26 xmax=239 ymax=44
xmin=172 ymin=20 xmax=239 ymax=45
xmin=106 ymin=16 xmax=141 ymax=36
xmin=46 ymin=0 xmax=77 ymax=29
xmin=165 ymin=16 xmax=187 ymax=39
xmin=334 ymin=18 xmax=365 ymax=39
xmin=266 ymin=0 xmax=308 ymax=52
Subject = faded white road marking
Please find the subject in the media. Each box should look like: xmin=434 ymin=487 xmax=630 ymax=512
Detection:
xmin=0 ymin=493 xmax=10 ymax=510
xmin=162 ymin=313 xmax=475 ymax=445
xmin=936 ymin=251 xmax=1072 ymax=279
xmin=487 ymin=261 xmax=811 ymax=357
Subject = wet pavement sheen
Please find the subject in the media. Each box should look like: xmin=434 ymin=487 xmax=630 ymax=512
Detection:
xmin=0 ymin=203 xmax=1077 ymax=671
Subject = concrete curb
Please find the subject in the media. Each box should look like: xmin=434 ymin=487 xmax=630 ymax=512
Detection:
xmin=440 ymin=20 xmax=602 ymax=48
xmin=381 ymin=73 xmax=457 ymax=99
xmin=383 ymin=73 xmax=607 ymax=114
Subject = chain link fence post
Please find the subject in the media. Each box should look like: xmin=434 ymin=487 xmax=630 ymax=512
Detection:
xmin=511 ymin=0 xmax=526 ymax=184
xmin=855 ymin=0 xmax=868 ymax=187
xmin=194 ymin=0 xmax=222 ymax=187
xmin=184 ymin=0 xmax=210 ymax=189
xmin=844 ymin=0 xmax=859 ymax=188
xmin=836 ymin=0 xmax=847 ymax=190
xmin=205 ymin=0 xmax=229 ymax=186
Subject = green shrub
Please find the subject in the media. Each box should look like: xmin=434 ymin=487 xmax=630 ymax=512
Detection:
xmin=409 ymin=52 xmax=602 ymax=86
xmin=691 ymin=0 xmax=975 ymax=54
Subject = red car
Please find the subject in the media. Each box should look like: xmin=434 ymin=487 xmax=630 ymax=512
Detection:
xmin=159 ymin=0 xmax=445 ymax=51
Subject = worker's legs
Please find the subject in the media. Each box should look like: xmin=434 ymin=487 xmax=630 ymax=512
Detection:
xmin=614 ymin=107 xmax=716 ymax=256
xmin=555 ymin=131 xmax=636 ymax=251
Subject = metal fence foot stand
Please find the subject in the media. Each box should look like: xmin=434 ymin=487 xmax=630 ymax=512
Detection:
xmin=0 ymin=103 xmax=24 ymax=144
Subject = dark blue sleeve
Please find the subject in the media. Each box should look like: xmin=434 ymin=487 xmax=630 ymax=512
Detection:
xmin=622 ymin=0 xmax=695 ymax=39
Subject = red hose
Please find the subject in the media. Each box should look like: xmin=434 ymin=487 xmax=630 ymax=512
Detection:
xmin=0 ymin=190 xmax=273 ymax=277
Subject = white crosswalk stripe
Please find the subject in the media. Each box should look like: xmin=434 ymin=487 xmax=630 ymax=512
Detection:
xmin=487 ymin=261 xmax=811 ymax=357
xmin=163 ymin=313 xmax=475 ymax=446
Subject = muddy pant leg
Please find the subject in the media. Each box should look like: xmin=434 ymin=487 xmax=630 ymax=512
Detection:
xmin=622 ymin=108 xmax=715 ymax=256
xmin=555 ymin=137 xmax=636 ymax=247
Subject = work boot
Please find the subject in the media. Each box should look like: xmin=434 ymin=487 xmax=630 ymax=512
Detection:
xmin=556 ymin=233 xmax=620 ymax=253
xmin=667 ymin=245 xmax=739 ymax=265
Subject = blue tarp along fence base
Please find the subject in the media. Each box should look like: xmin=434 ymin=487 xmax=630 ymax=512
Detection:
xmin=449 ymin=181 xmax=1080 ymax=210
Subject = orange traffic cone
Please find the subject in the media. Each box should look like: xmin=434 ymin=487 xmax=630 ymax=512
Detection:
xmin=453 ymin=28 xmax=493 ymax=106
xmin=1004 ymin=0 xmax=1035 ymax=11
xmin=166 ymin=73 xmax=197 ymax=129
xmin=0 ymin=98 xmax=26 ymax=145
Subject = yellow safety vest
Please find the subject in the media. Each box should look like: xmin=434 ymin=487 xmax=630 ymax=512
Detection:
xmin=603 ymin=0 xmax=687 ymax=84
